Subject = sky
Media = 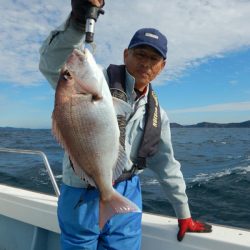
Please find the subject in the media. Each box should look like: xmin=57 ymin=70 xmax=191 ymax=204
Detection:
xmin=0 ymin=0 xmax=250 ymax=128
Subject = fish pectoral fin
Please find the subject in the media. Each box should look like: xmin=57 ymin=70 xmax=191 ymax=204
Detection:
xmin=112 ymin=97 xmax=132 ymax=116
xmin=99 ymin=190 xmax=141 ymax=229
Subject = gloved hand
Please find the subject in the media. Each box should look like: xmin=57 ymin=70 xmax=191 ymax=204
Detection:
xmin=71 ymin=0 xmax=105 ymax=30
xmin=177 ymin=218 xmax=212 ymax=241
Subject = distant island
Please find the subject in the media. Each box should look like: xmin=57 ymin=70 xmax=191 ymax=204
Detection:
xmin=0 ymin=120 xmax=250 ymax=130
xmin=170 ymin=120 xmax=250 ymax=128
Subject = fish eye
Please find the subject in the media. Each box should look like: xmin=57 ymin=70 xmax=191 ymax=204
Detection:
xmin=63 ymin=69 xmax=72 ymax=80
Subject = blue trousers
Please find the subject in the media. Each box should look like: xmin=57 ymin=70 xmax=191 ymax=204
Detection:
xmin=58 ymin=175 xmax=142 ymax=250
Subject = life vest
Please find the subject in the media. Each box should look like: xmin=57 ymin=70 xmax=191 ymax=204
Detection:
xmin=107 ymin=64 xmax=161 ymax=169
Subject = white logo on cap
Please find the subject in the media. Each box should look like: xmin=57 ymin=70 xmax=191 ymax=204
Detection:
xmin=145 ymin=32 xmax=159 ymax=39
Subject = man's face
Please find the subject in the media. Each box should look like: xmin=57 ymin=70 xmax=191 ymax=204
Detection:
xmin=124 ymin=45 xmax=166 ymax=91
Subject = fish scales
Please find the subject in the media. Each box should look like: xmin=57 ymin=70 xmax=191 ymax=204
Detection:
xmin=54 ymin=99 xmax=116 ymax=182
xmin=70 ymin=97 xmax=119 ymax=181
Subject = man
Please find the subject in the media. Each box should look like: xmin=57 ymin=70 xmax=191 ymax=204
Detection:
xmin=39 ymin=0 xmax=212 ymax=249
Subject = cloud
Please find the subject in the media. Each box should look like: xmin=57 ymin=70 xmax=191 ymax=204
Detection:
xmin=1 ymin=0 xmax=250 ymax=86
xmin=0 ymin=0 xmax=70 ymax=86
xmin=168 ymin=101 xmax=250 ymax=114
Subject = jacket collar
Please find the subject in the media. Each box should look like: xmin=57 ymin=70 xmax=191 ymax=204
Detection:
xmin=125 ymin=68 xmax=149 ymax=106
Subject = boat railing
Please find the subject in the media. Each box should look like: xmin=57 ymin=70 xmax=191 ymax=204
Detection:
xmin=0 ymin=147 xmax=60 ymax=197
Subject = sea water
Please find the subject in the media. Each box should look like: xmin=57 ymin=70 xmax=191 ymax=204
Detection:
xmin=0 ymin=127 xmax=249 ymax=230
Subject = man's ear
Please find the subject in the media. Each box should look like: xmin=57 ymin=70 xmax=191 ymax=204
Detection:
xmin=162 ymin=59 xmax=167 ymax=68
xmin=158 ymin=60 xmax=166 ymax=75
xmin=123 ymin=48 xmax=129 ymax=63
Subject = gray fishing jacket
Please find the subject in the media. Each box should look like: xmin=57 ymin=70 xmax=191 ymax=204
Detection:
xmin=39 ymin=17 xmax=191 ymax=219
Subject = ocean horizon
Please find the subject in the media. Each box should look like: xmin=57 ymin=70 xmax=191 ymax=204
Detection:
xmin=1 ymin=119 xmax=249 ymax=130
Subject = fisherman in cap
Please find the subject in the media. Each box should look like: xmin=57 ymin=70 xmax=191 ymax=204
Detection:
xmin=39 ymin=0 xmax=212 ymax=249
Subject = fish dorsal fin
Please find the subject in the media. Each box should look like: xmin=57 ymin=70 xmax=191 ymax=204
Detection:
xmin=70 ymin=159 xmax=96 ymax=187
xmin=112 ymin=97 xmax=132 ymax=117
xmin=65 ymin=144 xmax=130 ymax=188
xmin=112 ymin=144 xmax=132 ymax=181
xmin=69 ymin=144 xmax=130 ymax=188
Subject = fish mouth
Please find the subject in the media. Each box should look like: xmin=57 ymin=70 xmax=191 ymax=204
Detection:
xmin=73 ymin=48 xmax=86 ymax=58
xmin=67 ymin=49 xmax=86 ymax=66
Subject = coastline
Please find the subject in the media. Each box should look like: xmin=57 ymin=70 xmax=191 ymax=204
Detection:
xmin=0 ymin=120 xmax=250 ymax=130
xmin=170 ymin=120 xmax=250 ymax=128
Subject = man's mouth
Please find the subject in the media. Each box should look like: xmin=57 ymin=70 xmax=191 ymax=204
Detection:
xmin=137 ymin=68 xmax=149 ymax=76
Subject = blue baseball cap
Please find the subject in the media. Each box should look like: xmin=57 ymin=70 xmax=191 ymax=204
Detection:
xmin=128 ymin=28 xmax=168 ymax=59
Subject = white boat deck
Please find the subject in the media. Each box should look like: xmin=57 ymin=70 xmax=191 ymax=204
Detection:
xmin=0 ymin=184 xmax=250 ymax=250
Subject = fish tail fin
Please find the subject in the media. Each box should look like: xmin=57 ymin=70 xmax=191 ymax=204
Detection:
xmin=99 ymin=190 xmax=141 ymax=229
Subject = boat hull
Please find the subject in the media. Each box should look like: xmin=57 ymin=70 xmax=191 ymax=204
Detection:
xmin=0 ymin=184 xmax=249 ymax=250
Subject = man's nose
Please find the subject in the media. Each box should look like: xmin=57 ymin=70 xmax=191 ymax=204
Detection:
xmin=140 ymin=56 xmax=151 ymax=68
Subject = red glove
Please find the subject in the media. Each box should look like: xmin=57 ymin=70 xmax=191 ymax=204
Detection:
xmin=177 ymin=218 xmax=212 ymax=241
